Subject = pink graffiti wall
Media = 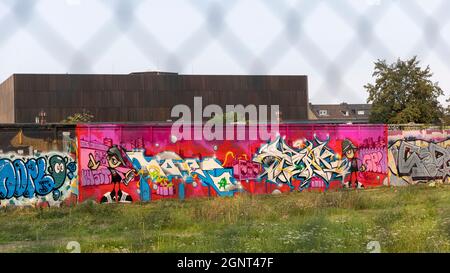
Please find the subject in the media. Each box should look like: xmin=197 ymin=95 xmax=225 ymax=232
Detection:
xmin=76 ymin=124 xmax=388 ymax=203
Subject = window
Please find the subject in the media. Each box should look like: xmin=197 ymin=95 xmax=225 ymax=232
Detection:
xmin=357 ymin=110 xmax=365 ymax=115
xmin=318 ymin=110 xmax=328 ymax=116
xmin=341 ymin=110 xmax=349 ymax=116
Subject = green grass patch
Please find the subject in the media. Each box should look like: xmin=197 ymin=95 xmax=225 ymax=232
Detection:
xmin=1 ymin=185 xmax=450 ymax=252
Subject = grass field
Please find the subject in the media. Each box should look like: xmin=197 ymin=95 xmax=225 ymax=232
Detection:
xmin=1 ymin=185 xmax=450 ymax=253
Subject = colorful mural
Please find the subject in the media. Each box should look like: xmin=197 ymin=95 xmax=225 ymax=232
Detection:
xmin=3 ymin=124 xmax=448 ymax=206
xmin=77 ymin=124 xmax=388 ymax=203
xmin=0 ymin=152 xmax=78 ymax=207
xmin=388 ymin=129 xmax=450 ymax=186
xmin=253 ymin=136 xmax=350 ymax=190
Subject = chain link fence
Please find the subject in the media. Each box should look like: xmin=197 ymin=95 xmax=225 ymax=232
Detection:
xmin=0 ymin=0 xmax=449 ymax=104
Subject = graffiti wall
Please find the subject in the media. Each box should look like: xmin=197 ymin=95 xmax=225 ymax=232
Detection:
xmin=0 ymin=151 xmax=78 ymax=207
xmin=77 ymin=124 xmax=388 ymax=203
xmin=388 ymin=129 xmax=450 ymax=186
xmin=3 ymin=123 xmax=450 ymax=206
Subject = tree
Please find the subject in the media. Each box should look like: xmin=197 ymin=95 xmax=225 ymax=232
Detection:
xmin=208 ymin=111 xmax=246 ymax=124
xmin=61 ymin=110 xmax=94 ymax=124
xmin=443 ymin=96 xmax=450 ymax=125
xmin=365 ymin=56 xmax=444 ymax=124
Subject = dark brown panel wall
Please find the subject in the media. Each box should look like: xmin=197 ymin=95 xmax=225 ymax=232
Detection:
xmin=11 ymin=73 xmax=308 ymax=123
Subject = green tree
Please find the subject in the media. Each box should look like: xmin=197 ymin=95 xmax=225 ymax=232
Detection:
xmin=365 ymin=56 xmax=444 ymax=124
xmin=208 ymin=111 xmax=246 ymax=124
xmin=443 ymin=96 xmax=450 ymax=125
xmin=61 ymin=110 xmax=94 ymax=124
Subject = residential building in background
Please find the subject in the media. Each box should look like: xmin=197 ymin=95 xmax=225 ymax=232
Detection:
xmin=308 ymin=103 xmax=372 ymax=123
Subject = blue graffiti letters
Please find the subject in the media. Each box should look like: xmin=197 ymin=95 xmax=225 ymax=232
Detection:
xmin=0 ymin=154 xmax=75 ymax=200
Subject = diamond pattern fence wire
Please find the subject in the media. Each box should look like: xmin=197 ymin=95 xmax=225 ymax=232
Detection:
xmin=0 ymin=0 xmax=449 ymax=104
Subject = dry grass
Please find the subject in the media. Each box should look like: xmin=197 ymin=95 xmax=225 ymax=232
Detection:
xmin=1 ymin=185 xmax=450 ymax=253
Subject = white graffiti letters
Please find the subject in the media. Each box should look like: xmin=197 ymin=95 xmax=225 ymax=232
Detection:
xmin=253 ymin=136 xmax=350 ymax=190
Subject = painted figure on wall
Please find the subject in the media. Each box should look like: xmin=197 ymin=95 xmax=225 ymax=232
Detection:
xmin=48 ymin=155 xmax=69 ymax=188
xmin=47 ymin=154 xmax=77 ymax=200
xmin=342 ymin=139 xmax=366 ymax=189
xmin=88 ymin=145 xmax=136 ymax=203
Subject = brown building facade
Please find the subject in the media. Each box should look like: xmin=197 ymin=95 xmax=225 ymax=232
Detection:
xmin=0 ymin=72 xmax=309 ymax=123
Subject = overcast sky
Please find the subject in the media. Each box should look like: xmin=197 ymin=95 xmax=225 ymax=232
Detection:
xmin=0 ymin=0 xmax=449 ymax=105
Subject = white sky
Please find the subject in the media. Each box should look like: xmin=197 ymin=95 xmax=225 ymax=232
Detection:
xmin=0 ymin=0 xmax=449 ymax=105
